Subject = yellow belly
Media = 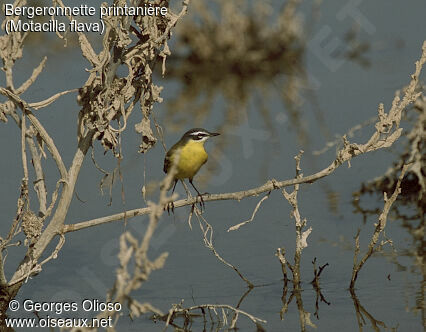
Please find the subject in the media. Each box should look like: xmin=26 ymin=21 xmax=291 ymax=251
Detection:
xmin=174 ymin=141 xmax=208 ymax=180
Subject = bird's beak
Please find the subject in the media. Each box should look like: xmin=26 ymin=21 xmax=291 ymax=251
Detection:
xmin=209 ymin=132 xmax=220 ymax=137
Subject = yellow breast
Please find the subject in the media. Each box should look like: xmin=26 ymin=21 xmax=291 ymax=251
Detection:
xmin=174 ymin=140 xmax=208 ymax=180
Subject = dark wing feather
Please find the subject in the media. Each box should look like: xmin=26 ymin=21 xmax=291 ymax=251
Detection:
xmin=163 ymin=153 xmax=171 ymax=173
xmin=163 ymin=144 xmax=178 ymax=174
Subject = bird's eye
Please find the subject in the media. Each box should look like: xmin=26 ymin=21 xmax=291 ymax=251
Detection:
xmin=190 ymin=132 xmax=207 ymax=140
xmin=191 ymin=133 xmax=204 ymax=140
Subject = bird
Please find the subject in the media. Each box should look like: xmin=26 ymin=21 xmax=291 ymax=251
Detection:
xmin=163 ymin=128 xmax=220 ymax=208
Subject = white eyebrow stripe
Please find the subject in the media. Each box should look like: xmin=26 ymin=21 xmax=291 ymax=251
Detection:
xmin=190 ymin=131 xmax=207 ymax=136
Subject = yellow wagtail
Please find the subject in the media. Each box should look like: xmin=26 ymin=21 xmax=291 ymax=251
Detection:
xmin=163 ymin=128 xmax=220 ymax=206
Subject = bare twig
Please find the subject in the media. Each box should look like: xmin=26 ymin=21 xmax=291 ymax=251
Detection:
xmin=20 ymin=109 xmax=29 ymax=193
xmin=0 ymin=88 xmax=68 ymax=180
xmin=281 ymin=151 xmax=312 ymax=288
xmin=9 ymin=234 xmax=65 ymax=286
xmin=0 ymin=251 xmax=6 ymax=286
xmin=195 ymin=209 xmax=254 ymax=288
xmin=276 ymin=247 xmax=289 ymax=282
xmin=313 ymin=116 xmax=377 ymax=156
xmin=350 ymin=163 xmax=411 ymax=289
xmin=29 ymin=88 xmax=78 ymax=110
xmin=15 ymin=57 xmax=47 ymax=95
xmin=26 ymin=135 xmax=47 ymax=216
xmin=310 ymin=257 xmax=329 ymax=286
xmin=227 ymin=192 xmax=270 ymax=232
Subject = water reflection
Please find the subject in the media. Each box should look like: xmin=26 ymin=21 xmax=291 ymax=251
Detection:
xmin=352 ymin=89 xmax=425 ymax=328
xmin=161 ymin=0 xmax=310 ymax=185
xmin=349 ymin=289 xmax=390 ymax=332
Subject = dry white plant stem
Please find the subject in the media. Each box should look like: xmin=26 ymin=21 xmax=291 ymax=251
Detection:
xmin=350 ymin=163 xmax=411 ymax=288
xmin=279 ymin=150 xmax=311 ymax=287
xmin=194 ymin=208 xmax=254 ymax=287
xmin=227 ymin=192 xmax=270 ymax=232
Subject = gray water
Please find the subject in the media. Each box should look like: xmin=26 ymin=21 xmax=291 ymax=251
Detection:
xmin=0 ymin=0 xmax=425 ymax=331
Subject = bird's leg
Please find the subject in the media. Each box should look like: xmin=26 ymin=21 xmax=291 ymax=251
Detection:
xmin=180 ymin=180 xmax=198 ymax=212
xmin=189 ymin=178 xmax=205 ymax=210
xmin=171 ymin=179 xmax=178 ymax=194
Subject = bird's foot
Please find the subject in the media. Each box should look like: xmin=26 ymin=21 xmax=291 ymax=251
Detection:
xmin=195 ymin=193 xmax=205 ymax=211
xmin=165 ymin=201 xmax=175 ymax=215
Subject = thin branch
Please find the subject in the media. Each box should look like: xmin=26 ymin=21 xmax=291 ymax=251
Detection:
xmin=196 ymin=209 xmax=254 ymax=288
xmin=29 ymin=88 xmax=78 ymax=110
xmin=26 ymin=135 xmax=47 ymax=216
xmin=276 ymin=247 xmax=289 ymax=282
xmin=6 ymin=106 xmax=49 ymax=217
xmin=3 ymin=180 xmax=28 ymax=249
xmin=20 ymin=110 xmax=29 ymax=188
xmin=15 ymin=57 xmax=47 ymax=95
xmin=38 ymin=234 xmax=65 ymax=266
xmin=282 ymin=150 xmax=310 ymax=288
xmin=313 ymin=116 xmax=377 ymax=156
xmin=0 ymin=88 xmax=68 ymax=180
xmin=350 ymin=163 xmax=411 ymax=288
xmin=0 ymin=251 xmax=7 ymax=286
xmin=8 ymin=234 xmax=65 ymax=286
xmin=43 ymin=180 xmax=65 ymax=220
xmin=227 ymin=192 xmax=270 ymax=232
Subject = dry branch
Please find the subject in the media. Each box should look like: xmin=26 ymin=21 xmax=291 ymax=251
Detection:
xmin=0 ymin=87 xmax=68 ymax=180
xmin=279 ymin=150 xmax=311 ymax=288
xmin=195 ymin=209 xmax=254 ymax=287
xmin=29 ymin=88 xmax=78 ymax=110
xmin=14 ymin=56 xmax=47 ymax=95
xmin=350 ymin=163 xmax=411 ymax=288
xmin=227 ymin=192 xmax=270 ymax=232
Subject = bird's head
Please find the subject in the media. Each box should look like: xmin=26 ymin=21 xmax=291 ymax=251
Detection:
xmin=182 ymin=128 xmax=220 ymax=143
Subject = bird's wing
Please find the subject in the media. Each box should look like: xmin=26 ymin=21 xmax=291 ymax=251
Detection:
xmin=163 ymin=152 xmax=171 ymax=173
xmin=163 ymin=146 xmax=178 ymax=173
